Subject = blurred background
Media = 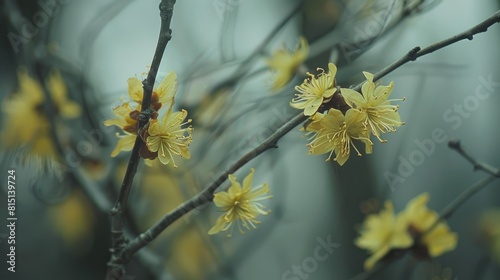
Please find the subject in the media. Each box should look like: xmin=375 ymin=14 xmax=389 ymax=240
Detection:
xmin=1 ymin=0 xmax=500 ymax=279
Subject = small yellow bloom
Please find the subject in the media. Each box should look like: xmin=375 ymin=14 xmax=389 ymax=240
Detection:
xmin=103 ymin=102 xmax=139 ymax=134
xmin=48 ymin=69 xmax=81 ymax=118
xmin=127 ymin=72 xmax=176 ymax=109
xmin=208 ymin=168 xmax=272 ymax=237
xmin=355 ymin=202 xmax=413 ymax=270
xmin=356 ymin=193 xmax=458 ymax=270
xmin=266 ymin=37 xmax=309 ymax=91
xmin=340 ymin=72 xmax=404 ymax=142
xmin=291 ymin=63 xmax=337 ymax=116
xmin=306 ymin=108 xmax=372 ymax=166
xmin=49 ymin=190 xmax=95 ymax=253
xmin=146 ymin=109 xmax=192 ymax=167
xmin=103 ymin=102 xmax=140 ymax=157
xmin=399 ymin=193 xmax=458 ymax=258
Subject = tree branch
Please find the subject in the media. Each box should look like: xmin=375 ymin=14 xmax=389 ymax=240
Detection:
xmin=360 ymin=9 xmax=500 ymax=91
xmin=448 ymin=140 xmax=500 ymax=177
xmin=106 ymin=0 xmax=177 ymax=279
xmin=121 ymin=112 xmax=307 ymax=260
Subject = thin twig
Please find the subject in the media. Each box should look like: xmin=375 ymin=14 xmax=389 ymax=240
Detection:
xmin=210 ymin=2 xmax=303 ymax=92
xmin=448 ymin=140 xmax=500 ymax=177
xmin=106 ymin=0 xmax=177 ymax=279
xmin=122 ymin=8 xmax=500 ymax=267
xmin=421 ymin=141 xmax=500 ymax=237
xmin=360 ymin=9 xmax=500 ymax=91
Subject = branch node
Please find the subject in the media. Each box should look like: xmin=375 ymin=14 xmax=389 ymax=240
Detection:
xmin=448 ymin=139 xmax=461 ymax=150
xmin=408 ymin=47 xmax=420 ymax=61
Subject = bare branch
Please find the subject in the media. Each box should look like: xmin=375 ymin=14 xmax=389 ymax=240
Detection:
xmin=448 ymin=140 xmax=500 ymax=177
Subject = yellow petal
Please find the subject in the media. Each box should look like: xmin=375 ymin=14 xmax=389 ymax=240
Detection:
xmin=128 ymin=77 xmax=143 ymax=103
xmin=146 ymin=135 xmax=161 ymax=153
xmin=111 ymin=134 xmax=136 ymax=157
xmin=242 ymin=168 xmax=255 ymax=192
xmin=208 ymin=214 xmax=228 ymax=235
xmin=156 ymin=72 xmax=177 ymax=105
xmin=303 ymin=98 xmax=323 ymax=116
xmin=213 ymin=191 xmax=233 ymax=208
xmin=423 ymin=224 xmax=458 ymax=257
xmin=341 ymin=88 xmax=366 ymax=108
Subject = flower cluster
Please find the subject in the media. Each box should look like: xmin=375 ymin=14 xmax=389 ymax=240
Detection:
xmin=266 ymin=37 xmax=308 ymax=91
xmin=355 ymin=193 xmax=458 ymax=270
xmin=290 ymin=63 xmax=404 ymax=165
xmin=208 ymin=168 xmax=272 ymax=237
xmin=1 ymin=67 xmax=80 ymax=159
xmin=104 ymin=72 xmax=193 ymax=167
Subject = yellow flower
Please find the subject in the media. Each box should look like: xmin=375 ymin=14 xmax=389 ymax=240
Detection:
xmin=127 ymin=71 xmax=176 ymax=109
xmin=1 ymin=68 xmax=79 ymax=157
xmin=208 ymin=168 xmax=272 ymax=237
xmin=355 ymin=202 xmax=413 ymax=270
xmin=399 ymin=193 xmax=458 ymax=258
xmin=340 ymin=72 xmax=404 ymax=142
xmin=49 ymin=189 xmax=94 ymax=253
xmin=104 ymin=72 xmax=179 ymax=158
xmin=356 ymin=193 xmax=457 ymax=270
xmin=306 ymin=108 xmax=372 ymax=166
xmin=103 ymin=102 xmax=140 ymax=157
xmin=146 ymin=109 xmax=192 ymax=167
xmin=48 ymin=69 xmax=81 ymax=118
xmin=291 ymin=63 xmax=337 ymax=116
xmin=2 ymin=68 xmax=46 ymax=148
xmin=266 ymin=37 xmax=309 ymax=91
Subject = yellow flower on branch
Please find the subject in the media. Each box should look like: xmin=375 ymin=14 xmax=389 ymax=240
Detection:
xmin=355 ymin=193 xmax=458 ymax=271
xmin=291 ymin=62 xmax=337 ymax=116
xmin=127 ymin=72 xmax=176 ymax=110
xmin=306 ymin=108 xmax=372 ymax=166
xmin=340 ymin=72 xmax=404 ymax=142
xmin=266 ymin=37 xmax=309 ymax=91
xmin=146 ymin=108 xmax=192 ymax=167
xmin=399 ymin=193 xmax=458 ymax=258
xmin=103 ymin=102 xmax=140 ymax=157
xmin=355 ymin=202 xmax=413 ymax=270
xmin=208 ymin=168 xmax=272 ymax=237
xmin=104 ymin=71 xmax=185 ymax=160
